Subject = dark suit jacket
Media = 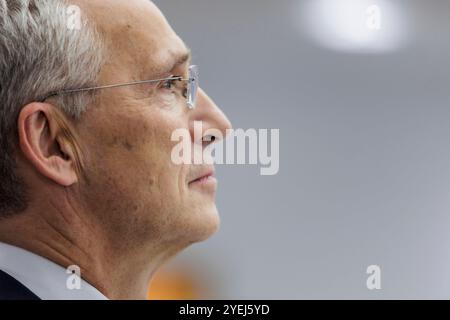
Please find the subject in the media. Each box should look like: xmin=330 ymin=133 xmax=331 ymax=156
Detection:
xmin=0 ymin=269 xmax=40 ymax=300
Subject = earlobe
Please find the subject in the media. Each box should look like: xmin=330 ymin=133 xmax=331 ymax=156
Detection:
xmin=18 ymin=103 xmax=79 ymax=187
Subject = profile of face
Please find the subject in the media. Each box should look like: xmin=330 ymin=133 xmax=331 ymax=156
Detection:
xmin=64 ymin=1 xmax=232 ymax=251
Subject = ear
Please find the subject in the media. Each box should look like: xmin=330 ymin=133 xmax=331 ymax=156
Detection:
xmin=17 ymin=102 xmax=79 ymax=187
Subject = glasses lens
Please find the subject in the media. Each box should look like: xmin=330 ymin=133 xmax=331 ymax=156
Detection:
xmin=187 ymin=65 xmax=199 ymax=109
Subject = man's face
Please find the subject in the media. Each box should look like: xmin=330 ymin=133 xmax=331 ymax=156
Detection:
xmin=72 ymin=0 xmax=231 ymax=249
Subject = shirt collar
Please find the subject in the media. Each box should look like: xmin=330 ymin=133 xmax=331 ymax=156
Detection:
xmin=0 ymin=242 xmax=108 ymax=300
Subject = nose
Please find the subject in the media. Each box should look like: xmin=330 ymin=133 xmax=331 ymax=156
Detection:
xmin=189 ymin=88 xmax=232 ymax=146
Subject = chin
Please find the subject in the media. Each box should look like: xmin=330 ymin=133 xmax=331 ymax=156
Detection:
xmin=183 ymin=203 xmax=221 ymax=244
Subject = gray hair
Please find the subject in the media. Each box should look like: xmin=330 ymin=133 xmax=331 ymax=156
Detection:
xmin=0 ymin=0 xmax=104 ymax=217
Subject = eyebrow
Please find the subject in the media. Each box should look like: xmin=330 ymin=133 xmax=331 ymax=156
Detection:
xmin=156 ymin=49 xmax=192 ymax=76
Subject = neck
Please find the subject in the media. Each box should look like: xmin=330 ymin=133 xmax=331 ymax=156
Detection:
xmin=0 ymin=198 xmax=181 ymax=300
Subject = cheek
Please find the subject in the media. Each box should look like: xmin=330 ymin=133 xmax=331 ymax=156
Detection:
xmin=84 ymin=108 xmax=190 ymax=206
xmin=139 ymin=113 xmax=191 ymax=204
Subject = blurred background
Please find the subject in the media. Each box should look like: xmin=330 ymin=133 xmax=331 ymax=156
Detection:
xmin=148 ymin=0 xmax=450 ymax=299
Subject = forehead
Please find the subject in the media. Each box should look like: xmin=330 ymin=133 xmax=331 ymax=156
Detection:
xmin=74 ymin=0 xmax=189 ymax=80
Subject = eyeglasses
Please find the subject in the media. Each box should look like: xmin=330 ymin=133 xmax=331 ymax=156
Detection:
xmin=40 ymin=65 xmax=199 ymax=109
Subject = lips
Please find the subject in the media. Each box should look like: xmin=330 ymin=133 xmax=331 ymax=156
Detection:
xmin=188 ymin=167 xmax=215 ymax=184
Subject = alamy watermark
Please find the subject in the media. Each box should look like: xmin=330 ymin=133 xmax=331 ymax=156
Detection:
xmin=366 ymin=5 xmax=382 ymax=31
xmin=171 ymin=122 xmax=280 ymax=176
xmin=66 ymin=265 xmax=82 ymax=290
xmin=66 ymin=5 xmax=82 ymax=30
xmin=366 ymin=265 xmax=381 ymax=290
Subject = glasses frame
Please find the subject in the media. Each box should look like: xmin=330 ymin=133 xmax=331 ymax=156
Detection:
xmin=40 ymin=65 xmax=199 ymax=109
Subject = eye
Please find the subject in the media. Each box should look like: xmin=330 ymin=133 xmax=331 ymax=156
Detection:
xmin=156 ymin=77 xmax=183 ymax=107
xmin=159 ymin=76 xmax=188 ymax=99
xmin=160 ymin=77 xmax=178 ymax=91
